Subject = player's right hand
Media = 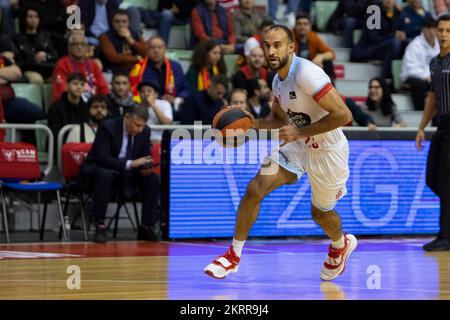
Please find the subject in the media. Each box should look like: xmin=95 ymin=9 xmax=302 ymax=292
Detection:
xmin=415 ymin=129 xmax=425 ymax=151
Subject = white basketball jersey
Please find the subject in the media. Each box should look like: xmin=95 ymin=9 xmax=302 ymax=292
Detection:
xmin=272 ymin=55 xmax=346 ymax=150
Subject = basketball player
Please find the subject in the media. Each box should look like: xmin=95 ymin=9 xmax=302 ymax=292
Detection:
xmin=204 ymin=25 xmax=357 ymax=281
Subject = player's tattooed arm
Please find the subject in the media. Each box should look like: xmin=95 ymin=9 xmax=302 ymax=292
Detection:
xmin=252 ymin=99 xmax=289 ymax=129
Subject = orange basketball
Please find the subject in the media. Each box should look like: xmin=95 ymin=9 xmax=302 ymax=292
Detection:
xmin=212 ymin=106 xmax=253 ymax=148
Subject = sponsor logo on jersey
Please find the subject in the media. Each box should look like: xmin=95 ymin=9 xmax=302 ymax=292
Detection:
xmin=287 ymin=109 xmax=311 ymax=127
xmin=289 ymin=91 xmax=297 ymax=99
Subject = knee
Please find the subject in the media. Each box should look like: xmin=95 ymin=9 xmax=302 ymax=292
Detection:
xmin=311 ymin=206 xmax=329 ymax=223
xmin=95 ymin=168 xmax=116 ymax=181
xmin=161 ymin=9 xmax=174 ymax=21
xmin=244 ymin=179 xmax=267 ymax=203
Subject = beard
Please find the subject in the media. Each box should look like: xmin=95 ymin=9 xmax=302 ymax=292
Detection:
xmin=267 ymin=54 xmax=289 ymax=71
xmin=90 ymin=114 xmax=105 ymax=124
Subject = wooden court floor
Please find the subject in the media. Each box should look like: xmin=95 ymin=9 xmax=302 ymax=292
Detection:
xmin=0 ymin=237 xmax=449 ymax=300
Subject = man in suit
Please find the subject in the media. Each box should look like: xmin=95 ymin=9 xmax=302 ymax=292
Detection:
xmin=81 ymin=104 xmax=161 ymax=243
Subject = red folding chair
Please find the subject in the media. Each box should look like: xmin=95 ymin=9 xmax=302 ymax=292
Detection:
xmin=0 ymin=142 xmax=67 ymax=242
xmin=60 ymin=142 xmax=93 ymax=241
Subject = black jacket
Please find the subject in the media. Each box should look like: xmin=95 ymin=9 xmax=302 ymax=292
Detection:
xmin=13 ymin=31 xmax=58 ymax=72
xmin=158 ymin=0 xmax=198 ymax=20
xmin=179 ymin=90 xmax=225 ymax=125
xmin=85 ymin=117 xmax=151 ymax=174
xmin=47 ymin=93 xmax=89 ymax=138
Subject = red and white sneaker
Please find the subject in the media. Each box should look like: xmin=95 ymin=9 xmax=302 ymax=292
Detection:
xmin=320 ymin=233 xmax=357 ymax=281
xmin=204 ymin=246 xmax=240 ymax=279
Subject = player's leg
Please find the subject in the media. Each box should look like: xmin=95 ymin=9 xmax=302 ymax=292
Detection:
xmin=307 ymin=142 xmax=357 ymax=281
xmin=204 ymin=162 xmax=297 ymax=279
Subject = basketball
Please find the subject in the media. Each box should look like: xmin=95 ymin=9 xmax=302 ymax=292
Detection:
xmin=212 ymin=106 xmax=253 ymax=137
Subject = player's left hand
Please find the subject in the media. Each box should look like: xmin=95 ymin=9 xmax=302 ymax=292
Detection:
xmin=279 ymin=125 xmax=302 ymax=147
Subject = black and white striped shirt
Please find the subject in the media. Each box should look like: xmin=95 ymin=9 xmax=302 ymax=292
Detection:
xmin=430 ymin=53 xmax=450 ymax=117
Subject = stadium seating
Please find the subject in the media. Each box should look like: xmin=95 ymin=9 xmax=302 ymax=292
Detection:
xmin=11 ymin=83 xmax=43 ymax=110
xmin=315 ymin=1 xmax=338 ymax=32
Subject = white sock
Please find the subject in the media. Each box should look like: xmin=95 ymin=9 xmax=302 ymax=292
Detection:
xmin=331 ymin=235 xmax=345 ymax=249
xmin=232 ymin=239 xmax=246 ymax=257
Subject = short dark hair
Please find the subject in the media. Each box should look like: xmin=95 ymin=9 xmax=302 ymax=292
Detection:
xmin=422 ymin=17 xmax=437 ymax=28
xmin=260 ymin=18 xmax=274 ymax=30
xmin=124 ymin=104 xmax=149 ymax=122
xmin=266 ymin=24 xmax=294 ymax=43
xmin=437 ymin=14 xmax=450 ymax=26
xmin=137 ymin=80 xmax=160 ymax=93
xmin=296 ymin=13 xmax=311 ymax=23
xmin=67 ymin=72 xmax=86 ymax=83
xmin=111 ymin=8 xmax=129 ymax=19
xmin=112 ymin=72 xmax=130 ymax=82
xmin=87 ymin=94 xmax=109 ymax=110
xmin=210 ymin=74 xmax=228 ymax=88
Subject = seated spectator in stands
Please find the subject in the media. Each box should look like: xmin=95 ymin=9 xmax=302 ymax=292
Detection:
xmin=233 ymin=45 xmax=273 ymax=93
xmin=362 ymin=77 xmax=406 ymax=127
xmin=186 ymin=39 xmax=227 ymax=94
xmin=19 ymin=0 xmax=68 ymax=56
xmin=99 ymin=9 xmax=148 ymax=74
xmin=0 ymin=8 xmax=16 ymax=62
xmin=65 ymin=25 xmax=103 ymax=70
xmin=66 ymin=94 xmax=109 ymax=143
xmin=351 ymin=0 xmax=405 ymax=81
xmin=48 ymin=72 xmax=89 ymax=138
xmin=135 ymin=0 xmax=197 ymax=46
xmin=80 ymin=105 xmax=161 ymax=243
xmin=397 ymin=0 xmax=433 ymax=43
xmin=293 ymin=13 xmax=336 ymax=81
xmin=137 ymin=81 xmax=173 ymax=143
xmin=13 ymin=5 xmax=58 ymax=84
xmin=108 ymin=72 xmax=136 ymax=118
xmin=78 ymin=0 xmax=120 ymax=47
xmin=325 ymin=0 xmax=370 ymax=48
xmin=246 ymin=78 xmax=272 ymax=119
xmin=52 ymin=33 xmax=109 ymax=103
xmin=0 ymin=0 xmax=15 ymax=34
xmin=179 ymin=74 xmax=227 ymax=124
xmin=343 ymin=95 xmax=377 ymax=129
xmin=233 ymin=0 xmax=266 ymax=46
xmin=0 ymin=52 xmax=43 ymax=142
xmin=433 ymin=0 xmax=450 ymax=17
xmin=401 ymin=18 xmax=439 ymax=111
xmin=229 ymin=87 xmax=248 ymax=110
xmin=129 ymin=36 xmax=189 ymax=114
xmin=191 ymin=0 xmax=237 ymax=53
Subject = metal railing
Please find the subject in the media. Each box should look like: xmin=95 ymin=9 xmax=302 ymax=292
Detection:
xmin=0 ymin=123 xmax=54 ymax=177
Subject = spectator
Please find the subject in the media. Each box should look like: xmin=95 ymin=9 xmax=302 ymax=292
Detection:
xmin=401 ymin=17 xmax=439 ymax=111
xmin=351 ymin=0 xmax=405 ymax=81
xmin=362 ymin=77 xmax=406 ymax=127
xmin=0 ymin=53 xmax=43 ymax=143
xmin=99 ymin=9 xmax=148 ymax=74
xmin=397 ymin=0 xmax=433 ymax=43
xmin=432 ymin=0 xmax=450 ymax=17
xmin=246 ymin=78 xmax=272 ymax=119
xmin=65 ymin=25 xmax=103 ymax=70
xmin=233 ymin=45 xmax=273 ymax=93
xmin=229 ymin=87 xmax=248 ymax=110
xmin=0 ymin=0 xmax=15 ymax=34
xmin=343 ymin=95 xmax=377 ymax=129
xmin=136 ymin=0 xmax=197 ymax=46
xmin=233 ymin=0 xmax=266 ymax=45
xmin=66 ymin=94 xmax=109 ymax=143
xmin=180 ymin=74 xmax=227 ymax=124
xmin=48 ymin=72 xmax=89 ymax=139
xmin=0 ymin=7 xmax=17 ymax=61
xmin=293 ymin=13 xmax=336 ymax=81
xmin=129 ymin=36 xmax=189 ymax=114
xmin=80 ymin=105 xmax=161 ymax=243
xmin=268 ymin=0 xmax=311 ymax=27
xmin=13 ymin=5 xmax=58 ymax=84
xmin=78 ymin=0 xmax=120 ymax=47
xmin=19 ymin=0 xmax=68 ymax=56
xmin=326 ymin=0 xmax=371 ymax=48
xmin=137 ymin=81 xmax=173 ymax=143
xmin=108 ymin=72 xmax=136 ymax=118
xmin=52 ymin=33 xmax=109 ymax=103
xmin=191 ymin=0 xmax=237 ymax=53
xmin=185 ymin=39 xmax=227 ymax=93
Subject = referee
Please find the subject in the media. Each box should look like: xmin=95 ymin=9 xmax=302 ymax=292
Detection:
xmin=416 ymin=14 xmax=450 ymax=251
